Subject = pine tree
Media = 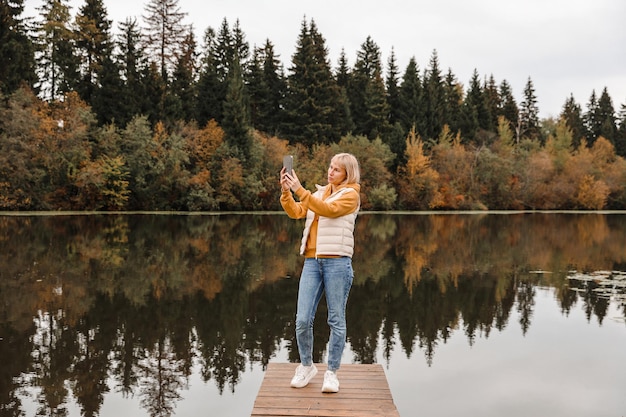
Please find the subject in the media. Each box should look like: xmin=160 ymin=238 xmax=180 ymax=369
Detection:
xmin=483 ymin=74 xmax=499 ymax=132
xmin=596 ymin=87 xmax=617 ymax=144
xmin=222 ymin=56 xmax=252 ymax=160
xmin=142 ymin=0 xmax=188 ymax=80
xmin=498 ymin=79 xmax=518 ymax=133
xmin=90 ymin=54 xmax=124 ymax=126
xmin=247 ymin=40 xmax=286 ymax=135
xmin=74 ymin=0 xmax=112 ymax=104
xmin=423 ymin=50 xmax=446 ymax=140
xmin=115 ymin=17 xmax=146 ymax=127
xmin=169 ymin=28 xmax=198 ymax=123
xmin=519 ymin=77 xmax=540 ymax=141
xmin=398 ymin=57 xmax=423 ymax=134
xmin=35 ymin=0 xmax=79 ymax=100
xmin=443 ymin=69 xmax=463 ymax=136
xmin=348 ymin=35 xmax=390 ymax=139
xmin=0 ymin=0 xmax=37 ymax=95
xmin=335 ymin=48 xmax=354 ymax=135
xmin=386 ymin=48 xmax=401 ymax=126
xmin=584 ymin=90 xmax=601 ymax=145
xmin=195 ymin=26 xmax=222 ymax=126
xmin=283 ymin=18 xmax=342 ymax=145
xmin=560 ymin=94 xmax=585 ymax=148
xmin=460 ymin=69 xmax=482 ymax=141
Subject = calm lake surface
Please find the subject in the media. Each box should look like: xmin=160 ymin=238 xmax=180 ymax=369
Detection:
xmin=1 ymin=212 xmax=625 ymax=417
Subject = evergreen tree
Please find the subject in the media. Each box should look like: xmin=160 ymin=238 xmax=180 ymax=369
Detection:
xmin=90 ymin=53 xmax=125 ymax=126
xmin=335 ymin=48 xmax=354 ymax=135
xmin=560 ymin=94 xmax=585 ymax=148
xmin=398 ymin=57 xmax=423 ymax=135
xmin=214 ymin=18 xmax=233 ymax=83
xmin=460 ymin=69 xmax=482 ymax=141
xmin=0 ymin=0 xmax=37 ymax=95
xmin=386 ymin=48 xmax=401 ymax=126
xmin=348 ymin=35 xmax=390 ymax=140
xmin=222 ymin=57 xmax=252 ymax=160
xmin=483 ymin=74 xmax=499 ymax=131
xmin=169 ymin=28 xmax=198 ymax=123
xmin=115 ymin=17 xmax=146 ymax=127
xmin=498 ymin=79 xmax=518 ymax=134
xmin=423 ymin=50 xmax=446 ymax=140
xmin=142 ymin=61 xmax=167 ymax=125
xmin=74 ymin=0 xmax=112 ymax=104
xmin=35 ymin=0 xmax=79 ymax=100
xmin=246 ymin=46 xmax=264 ymax=130
xmin=231 ymin=19 xmax=250 ymax=68
xmin=283 ymin=18 xmax=342 ymax=145
xmin=142 ymin=0 xmax=188 ymax=80
xmin=335 ymin=48 xmax=350 ymax=89
xmin=584 ymin=89 xmax=601 ymax=145
xmin=518 ymin=76 xmax=540 ymax=141
xmin=443 ymin=69 xmax=464 ymax=135
xmin=595 ymin=87 xmax=617 ymax=144
xmin=247 ymin=39 xmax=286 ymax=135
xmin=195 ymin=26 xmax=222 ymax=126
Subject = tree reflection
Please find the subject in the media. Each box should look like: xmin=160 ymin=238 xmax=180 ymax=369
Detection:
xmin=0 ymin=212 xmax=625 ymax=416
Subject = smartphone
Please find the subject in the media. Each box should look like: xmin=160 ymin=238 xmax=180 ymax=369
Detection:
xmin=283 ymin=155 xmax=293 ymax=175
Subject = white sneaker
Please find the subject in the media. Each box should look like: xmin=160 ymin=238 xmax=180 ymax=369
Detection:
xmin=290 ymin=364 xmax=318 ymax=388
xmin=321 ymin=370 xmax=339 ymax=393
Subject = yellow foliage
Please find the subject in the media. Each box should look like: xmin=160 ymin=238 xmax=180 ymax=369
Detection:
xmin=184 ymin=119 xmax=224 ymax=168
xmin=576 ymin=175 xmax=609 ymax=209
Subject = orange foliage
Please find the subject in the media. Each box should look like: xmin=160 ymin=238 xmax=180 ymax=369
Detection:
xmin=576 ymin=175 xmax=609 ymax=209
xmin=184 ymin=119 xmax=224 ymax=169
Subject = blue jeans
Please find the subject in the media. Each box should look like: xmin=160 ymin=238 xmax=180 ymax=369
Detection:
xmin=295 ymin=257 xmax=354 ymax=372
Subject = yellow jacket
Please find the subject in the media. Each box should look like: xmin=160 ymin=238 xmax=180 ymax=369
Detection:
xmin=281 ymin=183 xmax=361 ymax=258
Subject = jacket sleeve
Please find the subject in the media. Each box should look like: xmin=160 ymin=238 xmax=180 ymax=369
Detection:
xmin=280 ymin=189 xmax=309 ymax=219
xmin=295 ymin=187 xmax=358 ymax=218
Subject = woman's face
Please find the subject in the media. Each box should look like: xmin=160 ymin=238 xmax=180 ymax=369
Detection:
xmin=327 ymin=159 xmax=347 ymax=186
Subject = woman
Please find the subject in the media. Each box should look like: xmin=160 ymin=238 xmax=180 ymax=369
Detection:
xmin=279 ymin=153 xmax=361 ymax=393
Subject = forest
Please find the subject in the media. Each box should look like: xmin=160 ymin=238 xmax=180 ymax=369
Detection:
xmin=2 ymin=0 xmax=626 ymax=211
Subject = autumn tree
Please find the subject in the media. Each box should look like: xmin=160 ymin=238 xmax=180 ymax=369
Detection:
xmin=396 ymin=126 xmax=441 ymax=209
xmin=430 ymin=126 xmax=474 ymax=209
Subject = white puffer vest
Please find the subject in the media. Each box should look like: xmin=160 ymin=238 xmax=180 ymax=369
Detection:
xmin=299 ymin=186 xmax=360 ymax=257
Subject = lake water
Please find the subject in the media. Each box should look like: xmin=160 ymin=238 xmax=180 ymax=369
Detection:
xmin=1 ymin=212 xmax=625 ymax=417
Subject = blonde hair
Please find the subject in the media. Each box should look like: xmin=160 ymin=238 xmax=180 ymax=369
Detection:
xmin=331 ymin=153 xmax=360 ymax=184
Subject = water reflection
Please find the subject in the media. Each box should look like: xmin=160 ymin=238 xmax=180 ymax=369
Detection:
xmin=0 ymin=212 xmax=625 ymax=416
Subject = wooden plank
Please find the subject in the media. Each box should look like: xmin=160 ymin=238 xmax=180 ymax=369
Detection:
xmin=251 ymin=363 xmax=400 ymax=417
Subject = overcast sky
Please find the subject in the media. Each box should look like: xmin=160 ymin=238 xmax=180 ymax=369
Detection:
xmin=25 ymin=0 xmax=626 ymax=119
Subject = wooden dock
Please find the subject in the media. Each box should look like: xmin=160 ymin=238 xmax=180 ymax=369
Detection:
xmin=251 ymin=363 xmax=400 ymax=417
